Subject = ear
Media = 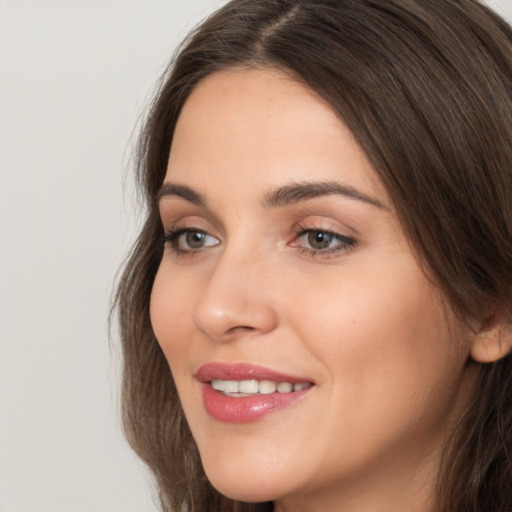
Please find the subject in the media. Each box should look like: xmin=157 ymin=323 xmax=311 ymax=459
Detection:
xmin=470 ymin=313 xmax=512 ymax=364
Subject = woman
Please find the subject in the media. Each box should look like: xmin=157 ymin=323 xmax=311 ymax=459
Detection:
xmin=114 ymin=0 xmax=512 ymax=510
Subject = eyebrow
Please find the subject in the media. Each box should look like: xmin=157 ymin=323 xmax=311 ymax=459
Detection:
xmin=262 ymin=181 xmax=387 ymax=209
xmin=156 ymin=180 xmax=386 ymax=210
xmin=156 ymin=183 xmax=206 ymax=206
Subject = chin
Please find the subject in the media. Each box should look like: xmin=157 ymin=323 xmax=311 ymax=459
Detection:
xmin=200 ymin=453 xmax=290 ymax=503
xmin=206 ymin=473 xmax=280 ymax=503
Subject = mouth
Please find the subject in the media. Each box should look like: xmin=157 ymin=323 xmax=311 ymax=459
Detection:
xmin=210 ymin=378 xmax=312 ymax=397
xmin=195 ymin=363 xmax=315 ymax=423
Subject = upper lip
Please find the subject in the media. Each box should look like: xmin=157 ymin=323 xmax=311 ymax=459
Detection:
xmin=195 ymin=362 xmax=313 ymax=384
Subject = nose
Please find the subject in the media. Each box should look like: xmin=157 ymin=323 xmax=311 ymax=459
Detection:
xmin=192 ymin=247 xmax=279 ymax=343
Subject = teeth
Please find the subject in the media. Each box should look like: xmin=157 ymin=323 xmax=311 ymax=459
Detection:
xmin=211 ymin=379 xmax=225 ymax=391
xmin=239 ymin=379 xmax=259 ymax=393
xmin=259 ymin=380 xmax=277 ymax=394
xmin=223 ymin=380 xmax=239 ymax=393
xmin=277 ymin=382 xmax=293 ymax=393
xmin=210 ymin=379 xmax=312 ymax=395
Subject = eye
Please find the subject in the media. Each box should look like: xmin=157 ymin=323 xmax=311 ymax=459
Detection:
xmin=164 ymin=228 xmax=220 ymax=254
xmin=303 ymin=231 xmax=337 ymax=250
xmin=292 ymin=227 xmax=357 ymax=256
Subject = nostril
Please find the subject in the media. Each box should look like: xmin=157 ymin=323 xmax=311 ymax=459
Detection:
xmin=226 ymin=325 xmax=257 ymax=336
xmin=228 ymin=325 xmax=255 ymax=332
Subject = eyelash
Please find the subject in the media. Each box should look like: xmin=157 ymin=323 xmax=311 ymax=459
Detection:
xmin=162 ymin=225 xmax=357 ymax=258
xmin=291 ymin=224 xmax=357 ymax=257
xmin=163 ymin=227 xmax=219 ymax=256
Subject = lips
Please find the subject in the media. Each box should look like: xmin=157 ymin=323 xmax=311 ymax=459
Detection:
xmin=195 ymin=363 xmax=314 ymax=423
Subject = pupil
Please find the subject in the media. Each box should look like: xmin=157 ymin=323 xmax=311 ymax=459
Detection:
xmin=186 ymin=231 xmax=205 ymax=248
xmin=308 ymin=231 xmax=331 ymax=249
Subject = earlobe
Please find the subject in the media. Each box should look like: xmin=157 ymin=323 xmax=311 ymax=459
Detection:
xmin=470 ymin=316 xmax=512 ymax=364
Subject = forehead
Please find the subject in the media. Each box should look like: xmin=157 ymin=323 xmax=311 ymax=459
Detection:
xmin=166 ymin=68 xmax=385 ymax=203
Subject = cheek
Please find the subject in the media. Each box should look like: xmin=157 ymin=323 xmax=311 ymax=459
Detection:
xmin=273 ymin=259 xmax=471 ymax=484
xmin=285 ymin=252 xmax=465 ymax=418
xmin=287 ymin=258 xmax=439 ymax=345
xmin=150 ymin=263 xmax=207 ymax=438
xmin=150 ymin=264 xmax=196 ymax=370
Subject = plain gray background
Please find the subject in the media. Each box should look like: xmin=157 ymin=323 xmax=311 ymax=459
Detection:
xmin=1 ymin=1 xmax=511 ymax=510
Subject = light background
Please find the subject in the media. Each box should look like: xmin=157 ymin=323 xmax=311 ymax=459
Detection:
xmin=1 ymin=1 xmax=511 ymax=511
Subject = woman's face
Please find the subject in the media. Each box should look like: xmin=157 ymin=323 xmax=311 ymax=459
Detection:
xmin=151 ymin=68 xmax=478 ymax=511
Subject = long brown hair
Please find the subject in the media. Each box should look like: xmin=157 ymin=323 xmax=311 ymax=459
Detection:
xmin=113 ymin=1 xmax=512 ymax=510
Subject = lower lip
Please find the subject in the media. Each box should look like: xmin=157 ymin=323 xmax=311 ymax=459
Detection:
xmin=201 ymin=384 xmax=312 ymax=423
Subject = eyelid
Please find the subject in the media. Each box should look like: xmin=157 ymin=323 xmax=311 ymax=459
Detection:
xmin=163 ymin=224 xmax=221 ymax=256
xmin=159 ymin=204 xmax=223 ymax=235
xmin=160 ymin=215 xmax=358 ymax=259
xmin=290 ymin=223 xmax=358 ymax=258
xmin=160 ymin=211 xmax=218 ymax=235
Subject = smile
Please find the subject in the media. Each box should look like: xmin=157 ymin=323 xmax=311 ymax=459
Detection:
xmin=211 ymin=379 xmax=312 ymax=396
xmin=196 ymin=363 xmax=315 ymax=423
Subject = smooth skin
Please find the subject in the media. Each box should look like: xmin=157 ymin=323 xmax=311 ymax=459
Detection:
xmin=150 ymin=68 xmax=501 ymax=512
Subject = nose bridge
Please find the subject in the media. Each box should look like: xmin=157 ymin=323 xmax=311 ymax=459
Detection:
xmin=192 ymin=238 xmax=278 ymax=342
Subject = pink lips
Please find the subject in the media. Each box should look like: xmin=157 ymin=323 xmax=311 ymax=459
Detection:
xmin=196 ymin=363 xmax=314 ymax=423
